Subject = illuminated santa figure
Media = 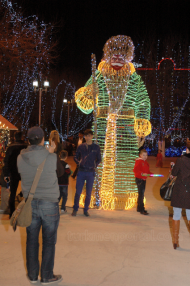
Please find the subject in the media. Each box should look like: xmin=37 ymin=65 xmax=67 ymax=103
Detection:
xmin=75 ymin=35 xmax=151 ymax=210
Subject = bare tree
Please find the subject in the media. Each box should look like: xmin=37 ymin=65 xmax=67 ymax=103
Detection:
xmin=0 ymin=1 xmax=59 ymax=129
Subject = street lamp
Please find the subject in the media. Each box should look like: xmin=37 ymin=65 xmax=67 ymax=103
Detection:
xmin=33 ymin=79 xmax=49 ymax=126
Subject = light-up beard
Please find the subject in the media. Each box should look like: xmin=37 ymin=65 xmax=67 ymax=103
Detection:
xmin=110 ymin=55 xmax=125 ymax=70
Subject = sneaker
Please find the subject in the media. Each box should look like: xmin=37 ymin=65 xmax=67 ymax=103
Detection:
xmin=84 ymin=211 xmax=90 ymax=217
xmin=27 ymin=275 xmax=38 ymax=284
xmin=61 ymin=209 xmax=67 ymax=213
xmin=140 ymin=210 xmax=149 ymax=215
xmin=41 ymin=274 xmax=62 ymax=285
xmin=71 ymin=210 xmax=77 ymax=216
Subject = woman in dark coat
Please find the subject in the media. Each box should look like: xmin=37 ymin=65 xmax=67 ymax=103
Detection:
xmin=171 ymin=141 xmax=190 ymax=249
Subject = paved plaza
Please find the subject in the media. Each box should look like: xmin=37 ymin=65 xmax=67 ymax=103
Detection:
xmin=1 ymin=156 xmax=190 ymax=286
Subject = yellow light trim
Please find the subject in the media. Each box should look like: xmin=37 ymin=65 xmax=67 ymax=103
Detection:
xmin=98 ymin=61 xmax=136 ymax=76
xmin=134 ymin=118 xmax=151 ymax=137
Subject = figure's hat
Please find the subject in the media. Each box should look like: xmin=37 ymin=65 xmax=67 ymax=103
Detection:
xmin=103 ymin=35 xmax=134 ymax=64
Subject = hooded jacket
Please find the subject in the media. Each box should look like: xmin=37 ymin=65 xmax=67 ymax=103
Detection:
xmin=133 ymin=157 xmax=153 ymax=180
xmin=17 ymin=145 xmax=59 ymax=202
xmin=171 ymin=153 xmax=190 ymax=209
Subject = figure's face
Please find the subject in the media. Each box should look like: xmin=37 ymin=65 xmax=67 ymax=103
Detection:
xmin=110 ymin=54 xmax=124 ymax=70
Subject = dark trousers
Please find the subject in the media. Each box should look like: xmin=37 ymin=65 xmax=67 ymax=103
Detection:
xmin=26 ymin=200 xmax=59 ymax=280
xmin=72 ymin=166 xmax=78 ymax=178
xmin=58 ymin=185 xmax=68 ymax=210
xmin=135 ymin=178 xmax=146 ymax=212
xmin=9 ymin=174 xmax=20 ymax=217
xmin=73 ymin=171 xmax=95 ymax=212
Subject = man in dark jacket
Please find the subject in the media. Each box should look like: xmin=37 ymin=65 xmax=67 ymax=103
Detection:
xmin=17 ymin=126 xmax=63 ymax=284
xmin=3 ymin=131 xmax=27 ymax=218
xmin=72 ymin=129 xmax=101 ymax=217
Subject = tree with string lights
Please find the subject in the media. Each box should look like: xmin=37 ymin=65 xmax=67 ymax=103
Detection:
xmin=0 ymin=0 xmax=58 ymax=130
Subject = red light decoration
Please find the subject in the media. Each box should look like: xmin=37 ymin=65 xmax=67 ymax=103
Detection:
xmin=136 ymin=58 xmax=190 ymax=71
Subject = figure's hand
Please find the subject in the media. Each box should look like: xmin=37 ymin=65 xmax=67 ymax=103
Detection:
xmin=75 ymin=83 xmax=98 ymax=114
xmin=134 ymin=119 xmax=151 ymax=137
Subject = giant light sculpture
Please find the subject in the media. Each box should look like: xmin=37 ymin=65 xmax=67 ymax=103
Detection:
xmin=75 ymin=35 xmax=151 ymax=210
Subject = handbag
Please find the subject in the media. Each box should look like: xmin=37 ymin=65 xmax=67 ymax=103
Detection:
xmin=10 ymin=158 xmax=46 ymax=231
xmin=160 ymin=176 xmax=176 ymax=201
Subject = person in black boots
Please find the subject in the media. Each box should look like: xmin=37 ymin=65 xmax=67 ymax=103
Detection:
xmin=3 ymin=131 xmax=27 ymax=218
xmin=170 ymin=140 xmax=190 ymax=249
xmin=72 ymin=129 xmax=101 ymax=217
xmin=58 ymin=150 xmax=71 ymax=213
xmin=133 ymin=149 xmax=153 ymax=215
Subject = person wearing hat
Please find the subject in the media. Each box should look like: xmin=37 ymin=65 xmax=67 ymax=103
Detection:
xmin=3 ymin=131 xmax=27 ymax=218
xmin=170 ymin=139 xmax=190 ymax=249
xmin=17 ymin=126 xmax=64 ymax=284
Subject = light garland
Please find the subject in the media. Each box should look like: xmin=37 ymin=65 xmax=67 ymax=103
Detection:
xmin=135 ymin=40 xmax=190 ymax=151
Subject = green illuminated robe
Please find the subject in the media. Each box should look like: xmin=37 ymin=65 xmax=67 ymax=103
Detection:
xmin=75 ymin=63 xmax=151 ymax=210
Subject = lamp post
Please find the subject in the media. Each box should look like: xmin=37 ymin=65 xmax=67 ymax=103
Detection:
xmin=33 ymin=79 xmax=49 ymax=126
xmin=63 ymin=99 xmax=74 ymax=138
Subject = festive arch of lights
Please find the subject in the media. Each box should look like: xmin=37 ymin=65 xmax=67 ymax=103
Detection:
xmin=75 ymin=35 xmax=151 ymax=210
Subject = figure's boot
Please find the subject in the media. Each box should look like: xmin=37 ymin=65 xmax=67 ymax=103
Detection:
xmin=172 ymin=219 xmax=180 ymax=249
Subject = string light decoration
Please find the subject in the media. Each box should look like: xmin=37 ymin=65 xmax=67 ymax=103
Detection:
xmin=75 ymin=35 xmax=151 ymax=210
xmin=51 ymin=79 xmax=93 ymax=139
xmin=0 ymin=115 xmax=18 ymax=149
xmin=135 ymin=40 xmax=190 ymax=149
xmin=0 ymin=1 xmax=56 ymax=132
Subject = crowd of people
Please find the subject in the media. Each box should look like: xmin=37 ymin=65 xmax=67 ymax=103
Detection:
xmin=0 ymin=126 xmax=190 ymax=284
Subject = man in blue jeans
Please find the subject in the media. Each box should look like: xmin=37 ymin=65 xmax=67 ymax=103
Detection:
xmin=72 ymin=129 xmax=101 ymax=217
xmin=17 ymin=127 xmax=64 ymax=284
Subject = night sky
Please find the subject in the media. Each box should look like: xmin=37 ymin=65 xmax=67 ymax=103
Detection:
xmin=12 ymin=0 xmax=190 ymax=85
